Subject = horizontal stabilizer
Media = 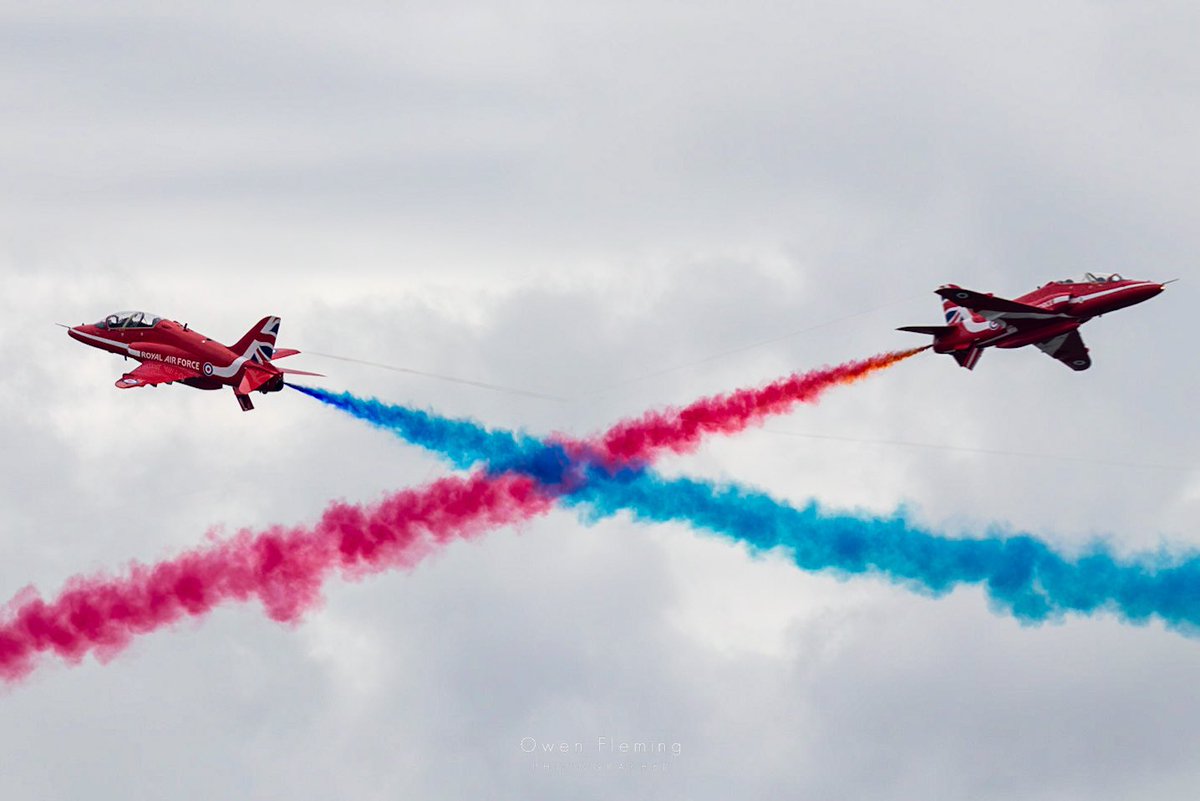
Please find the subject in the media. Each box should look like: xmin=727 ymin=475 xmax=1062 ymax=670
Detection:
xmin=897 ymin=325 xmax=955 ymax=336
xmin=951 ymin=348 xmax=984 ymax=370
xmin=237 ymin=364 xmax=275 ymax=394
xmin=270 ymin=348 xmax=301 ymax=360
xmin=274 ymin=367 xmax=324 ymax=377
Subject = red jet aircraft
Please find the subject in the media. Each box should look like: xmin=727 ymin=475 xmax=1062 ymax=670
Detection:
xmin=898 ymin=273 xmax=1168 ymax=371
xmin=66 ymin=312 xmax=321 ymax=410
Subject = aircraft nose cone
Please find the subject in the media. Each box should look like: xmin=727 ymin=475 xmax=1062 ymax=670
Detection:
xmin=1126 ymin=282 xmax=1165 ymax=305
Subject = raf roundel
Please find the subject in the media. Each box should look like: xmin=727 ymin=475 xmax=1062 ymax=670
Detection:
xmin=203 ymin=362 xmax=214 ymax=377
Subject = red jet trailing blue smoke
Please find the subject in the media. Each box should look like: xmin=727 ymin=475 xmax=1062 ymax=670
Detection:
xmin=898 ymin=273 xmax=1168 ymax=370
xmin=65 ymin=312 xmax=322 ymax=410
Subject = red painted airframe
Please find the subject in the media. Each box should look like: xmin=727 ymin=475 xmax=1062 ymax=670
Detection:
xmin=898 ymin=273 xmax=1168 ymax=371
xmin=66 ymin=312 xmax=321 ymax=410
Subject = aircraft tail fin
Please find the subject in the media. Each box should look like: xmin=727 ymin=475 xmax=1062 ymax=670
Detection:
xmin=899 ymin=285 xmax=994 ymax=341
xmin=230 ymin=316 xmax=281 ymax=364
xmin=940 ymin=291 xmax=991 ymax=333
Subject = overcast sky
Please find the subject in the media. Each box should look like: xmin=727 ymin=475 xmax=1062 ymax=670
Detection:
xmin=2 ymin=2 xmax=1198 ymax=798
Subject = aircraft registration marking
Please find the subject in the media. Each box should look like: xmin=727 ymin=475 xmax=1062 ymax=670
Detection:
xmin=140 ymin=351 xmax=203 ymax=371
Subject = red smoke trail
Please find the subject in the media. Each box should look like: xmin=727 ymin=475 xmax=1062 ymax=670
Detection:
xmin=0 ymin=472 xmax=554 ymax=683
xmin=598 ymin=347 xmax=926 ymax=464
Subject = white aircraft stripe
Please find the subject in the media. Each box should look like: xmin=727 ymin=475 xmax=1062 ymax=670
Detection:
xmin=1068 ymin=282 xmax=1157 ymax=304
xmin=69 ymin=328 xmax=133 ymax=353
xmin=71 ymin=327 xmax=258 ymax=380
xmin=210 ymin=339 xmax=277 ymax=378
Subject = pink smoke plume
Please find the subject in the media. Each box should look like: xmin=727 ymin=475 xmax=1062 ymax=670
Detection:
xmin=0 ymin=472 xmax=554 ymax=683
xmin=598 ymin=347 xmax=926 ymax=464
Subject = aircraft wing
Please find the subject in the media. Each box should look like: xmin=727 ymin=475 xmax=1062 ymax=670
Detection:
xmin=1033 ymin=329 xmax=1091 ymax=371
xmin=115 ymin=361 xmax=198 ymax=388
xmin=936 ymin=286 xmax=1073 ymax=331
xmin=937 ymin=286 xmax=1067 ymax=318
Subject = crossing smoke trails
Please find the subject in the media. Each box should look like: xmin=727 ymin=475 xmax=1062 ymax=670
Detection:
xmin=18 ymin=345 xmax=1167 ymax=684
xmin=290 ymin=348 xmax=928 ymax=472
xmin=0 ymin=473 xmax=553 ymax=683
xmin=294 ymin=377 xmax=1200 ymax=633
xmin=0 ymin=349 xmax=918 ymax=682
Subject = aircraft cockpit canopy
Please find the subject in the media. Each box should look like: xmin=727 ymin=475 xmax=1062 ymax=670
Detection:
xmin=1053 ymin=272 xmax=1125 ymax=285
xmin=97 ymin=311 xmax=162 ymax=329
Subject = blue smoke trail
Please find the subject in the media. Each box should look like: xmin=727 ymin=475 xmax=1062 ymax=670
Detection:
xmin=292 ymin=385 xmax=1200 ymax=631
xmin=569 ymin=469 xmax=1200 ymax=628
xmin=289 ymin=385 xmax=573 ymax=485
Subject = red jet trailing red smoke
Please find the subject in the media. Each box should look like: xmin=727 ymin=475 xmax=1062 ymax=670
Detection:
xmin=66 ymin=312 xmax=321 ymax=410
xmin=898 ymin=273 xmax=1168 ymax=371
